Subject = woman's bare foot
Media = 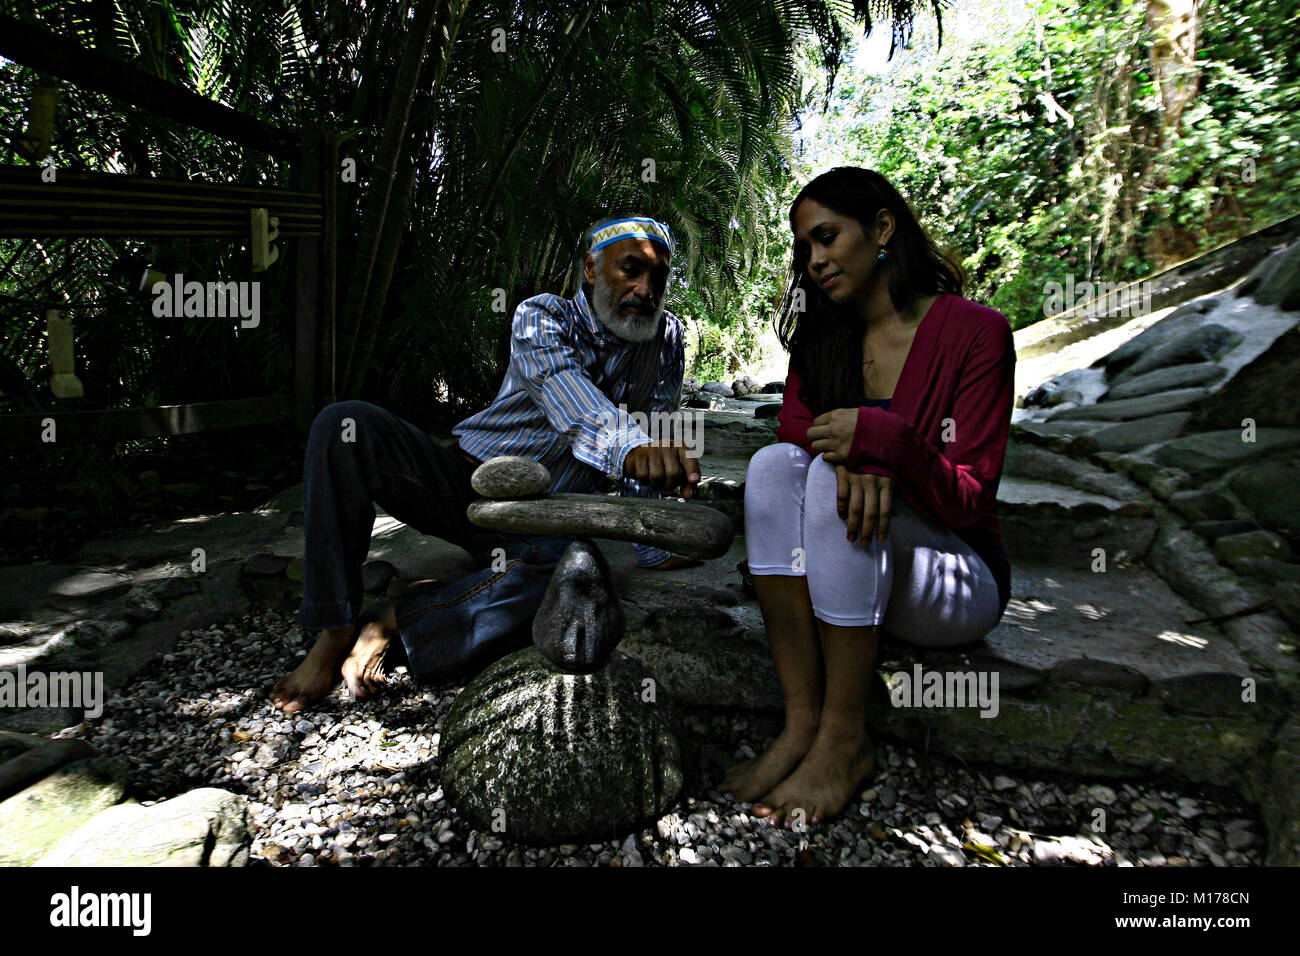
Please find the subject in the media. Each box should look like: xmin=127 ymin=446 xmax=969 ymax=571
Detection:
xmin=340 ymin=600 xmax=398 ymax=700
xmin=719 ymin=714 xmax=818 ymax=803
xmin=751 ymin=722 xmax=876 ymax=828
xmin=270 ymin=625 xmax=356 ymax=713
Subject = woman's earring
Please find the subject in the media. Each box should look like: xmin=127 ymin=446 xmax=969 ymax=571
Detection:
xmin=878 ymin=248 xmax=889 ymax=262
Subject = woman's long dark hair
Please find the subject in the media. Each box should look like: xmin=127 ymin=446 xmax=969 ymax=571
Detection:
xmin=776 ymin=167 xmax=964 ymax=415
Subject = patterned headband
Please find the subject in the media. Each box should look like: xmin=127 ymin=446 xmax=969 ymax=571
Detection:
xmin=586 ymin=217 xmax=676 ymax=256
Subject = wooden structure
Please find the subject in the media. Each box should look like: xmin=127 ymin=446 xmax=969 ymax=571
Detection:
xmin=0 ymin=14 xmax=337 ymax=446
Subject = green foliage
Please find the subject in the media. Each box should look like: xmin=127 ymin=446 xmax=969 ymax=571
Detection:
xmin=822 ymin=0 xmax=1300 ymax=328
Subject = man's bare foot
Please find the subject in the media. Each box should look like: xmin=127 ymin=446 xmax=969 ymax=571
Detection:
xmin=751 ymin=724 xmax=876 ymax=828
xmin=340 ymin=600 xmax=399 ymax=700
xmin=270 ymin=625 xmax=356 ymax=713
xmin=718 ymin=716 xmax=818 ymax=803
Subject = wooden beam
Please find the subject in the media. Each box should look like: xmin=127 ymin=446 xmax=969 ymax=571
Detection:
xmin=0 ymin=396 xmax=292 ymax=447
xmin=0 ymin=166 xmax=321 ymax=238
xmin=0 ymin=15 xmax=297 ymax=160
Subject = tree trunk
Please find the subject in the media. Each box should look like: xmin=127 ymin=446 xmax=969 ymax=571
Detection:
xmin=338 ymin=0 xmax=442 ymax=397
xmin=1146 ymin=0 xmax=1200 ymax=136
xmin=343 ymin=0 xmax=469 ymax=398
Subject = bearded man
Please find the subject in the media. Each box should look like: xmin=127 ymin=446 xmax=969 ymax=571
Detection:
xmin=271 ymin=214 xmax=700 ymax=713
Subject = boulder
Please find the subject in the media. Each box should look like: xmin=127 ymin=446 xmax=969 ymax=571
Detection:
xmin=701 ymin=382 xmax=734 ymax=397
xmin=0 ymin=757 xmax=126 ymax=865
xmin=1112 ymin=324 xmax=1242 ymax=382
xmin=1249 ymin=240 xmax=1300 ymax=311
xmin=532 ymin=539 xmax=624 ymax=673
xmin=1093 ymin=299 xmax=1218 ymax=376
xmin=1047 ymin=388 xmax=1210 ymax=422
xmin=762 ymin=381 xmax=785 ymax=394
xmin=0 ymin=733 xmax=94 ymax=801
xmin=36 ymin=787 xmax=251 ymax=866
xmin=1167 ymin=490 xmax=1236 ymax=522
xmin=467 ymin=493 xmax=735 ymax=559
xmin=1214 ymin=530 xmax=1293 ymax=566
xmin=1154 ymin=428 xmax=1300 ymax=478
xmin=1230 ymin=459 xmax=1300 ymax=534
xmin=685 ymin=392 xmax=727 ymax=410
xmin=1085 ymin=412 xmax=1194 ymax=453
xmin=440 ymin=647 xmax=683 ymax=844
xmin=1103 ymin=362 xmax=1226 ymax=401
xmin=754 ymin=403 xmax=782 ymax=420
xmin=1191 ymin=322 xmax=1300 ymax=430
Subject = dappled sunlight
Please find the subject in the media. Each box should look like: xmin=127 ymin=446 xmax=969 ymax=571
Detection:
xmin=1155 ymin=630 xmax=1210 ymax=650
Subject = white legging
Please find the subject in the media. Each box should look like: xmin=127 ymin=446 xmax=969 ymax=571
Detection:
xmin=744 ymin=443 xmax=1002 ymax=647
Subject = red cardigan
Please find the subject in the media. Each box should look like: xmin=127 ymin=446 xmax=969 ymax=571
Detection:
xmin=775 ymin=293 xmax=1015 ymax=617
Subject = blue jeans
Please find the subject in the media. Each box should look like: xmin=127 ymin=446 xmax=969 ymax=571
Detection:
xmin=296 ymin=400 xmax=575 ymax=679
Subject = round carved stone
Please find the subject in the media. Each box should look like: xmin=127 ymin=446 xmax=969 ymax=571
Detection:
xmin=440 ymin=648 xmax=682 ymax=844
xmin=470 ymin=456 xmax=551 ymax=498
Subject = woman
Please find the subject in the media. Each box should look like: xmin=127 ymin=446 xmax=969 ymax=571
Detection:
xmin=721 ymin=167 xmax=1015 ymax=827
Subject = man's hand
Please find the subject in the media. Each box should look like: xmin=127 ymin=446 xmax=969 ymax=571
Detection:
xmin=623 ymin=441 xmax=701 ymax=499
xmin=835 ymin=464 xmax=894 ymax=544
xmin=808 ymin=408 xmax=859 ymax=464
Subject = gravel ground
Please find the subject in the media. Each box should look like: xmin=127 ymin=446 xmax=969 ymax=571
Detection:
xmin=67 ymin=607 xmax=1266 ymax=867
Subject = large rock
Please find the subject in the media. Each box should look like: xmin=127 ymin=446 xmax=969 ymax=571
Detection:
xmin=440 ymin=648 xmax=683 ymax=844
xmin=532 ymin=539 xmax=624 ymax=672
xmin=1087 ymin=412 xmax=1194 ymax=452
xmin=1154 ymin=428 xmax=1300 ymax=478
xmin=1103 ymin=362 xmax=1226 ymax=401
xmin=36 ymin=787 xmax=251 ymax=866
xmin=471 ymin=456 xmax=551 ymax=498
xmin=467 ymin=494 xmax=734 ymax=559
xmin=0 ymin=757 xmax=126 ymax=865
xmin=1191 ymin=322 xmax=1300 ymax=430
xmin=620 ymin=609 xmax=782 ymax=711
xmin=1229 ymin=459 xmax=1300 ymax=534
xmin=0 ymin=733 xmax=94 ymax=801
xmin=1112 ymin=324 xmax=1242 ymax=382
xmin=1047 ymin=388 xmax=1210 ymax=422
xmin=1248 ymin=240 xmax=1300 ymax=311
xmin=1092 ymin=299 xmax=1216 ymax=375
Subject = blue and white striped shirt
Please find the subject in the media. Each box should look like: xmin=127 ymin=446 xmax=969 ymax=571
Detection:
xmin=452 ymin=286 xmax=685 ymax=567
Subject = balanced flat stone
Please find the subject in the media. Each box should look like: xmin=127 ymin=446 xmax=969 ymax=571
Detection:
xmin=736 ymin=392 xmax=784 ymax=402
xmin=532 ymin=540 xmax=625 ymax=672
xmin=471 ymin=456 xmax=551 ymax=499
xmin=467 ymin=494 xmax=735 ymax=559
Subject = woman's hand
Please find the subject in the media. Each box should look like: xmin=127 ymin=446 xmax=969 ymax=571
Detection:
xmin=836 ymin=465 xmax=894 ymax=544
xmin=807 ymin=408 xmax=859 ymax=464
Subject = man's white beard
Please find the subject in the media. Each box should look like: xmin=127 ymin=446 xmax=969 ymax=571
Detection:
xmin=591 ymin=272 xmax=664 ymax=343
